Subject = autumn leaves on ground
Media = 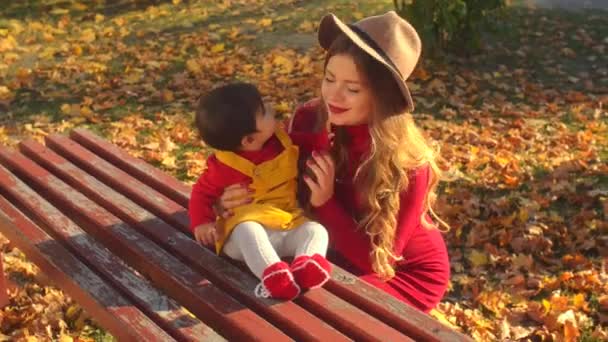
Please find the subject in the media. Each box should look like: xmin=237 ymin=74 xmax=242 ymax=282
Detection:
xmin=0 ymin=0 xmax=606 ymax=341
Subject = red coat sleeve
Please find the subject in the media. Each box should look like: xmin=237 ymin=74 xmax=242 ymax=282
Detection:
xmin=188 ymin=155 xmax=231 ymax=233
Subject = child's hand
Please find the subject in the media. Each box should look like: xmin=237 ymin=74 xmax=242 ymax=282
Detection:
xmin=194 ymin=223 xmax=217 ymax=246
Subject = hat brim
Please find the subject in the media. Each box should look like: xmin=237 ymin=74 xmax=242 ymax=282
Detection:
xmin=318 ymin=13 xmax=415 ymax=112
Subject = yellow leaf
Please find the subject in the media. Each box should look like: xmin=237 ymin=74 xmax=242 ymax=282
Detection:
xmin=161 ymin=137 xmax=177 ymax=152
xmin=161 ymin=156 xmax=177 ymax=169
xmin=59 ymin=335 xmax=73 ymax=342
xmin=0 ymin=86 xmax=13 ymax=101
xmin=429 ymin=309 xmax=459 ymax=329
xmin=0 ymin=35 xmax=17 ymax=52
xmin=518 ymin=207 xmax=529 ymax=222
xmin=211 ymin=43 xmax=225 ymax=53
xmin=542 ymin=299 xmax=551 ymax=313
xmin=72 ymin=44 xmax=83 ymax=56
xmin=124 ymin=68 xmax=144 ymax=84
xmin=258 ymin=18 xmax=273 ymax=27
xmin=60 ymin=103 xmax=80 ymax=116
xmin=273 ymin=55 xmax=294 ymax=74
xmin=42 ymin=31 xmax=54 ymax=42
xmin=80 ymin=106 xmax=94 ymax=118
xmin=50 ymin=8 xmax=70 ymax=15
xmin=229 ymin=27 xmax=240 ymax=39
xmin=162 ymin=90 xmax=174 ymax=102
xmin=467 ymin=249 xmax=488 ymax=267
xmin=95 ymin=14 xmax=105 ymax=23
xmin=142 ymin=142 xmax=160 ymax=150
xmin=298 ymin=20 xmax=314 ymax=32
xmin=80 ymin=28 xmax=96 ymax=43
xmin=173 ymin=0 xmax=182 ymax=4
xmin=274 ymin=101 xmax=290 ymax=113
xmin=572 ymin=293 xmax=587 ymax=310
xmin=65 ymin=304 xmax=81 ymax=320
xmin=353 ymin=12 xmax=364 ymax=20
xmin=186 ymin=59 xmax=202 ymax=74
xmin=495 ymin=155 xmax=510 ymax=168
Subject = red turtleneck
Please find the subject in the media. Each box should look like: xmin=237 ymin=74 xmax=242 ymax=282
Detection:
xmin=290 ymin=100 xmax=450 ymax=313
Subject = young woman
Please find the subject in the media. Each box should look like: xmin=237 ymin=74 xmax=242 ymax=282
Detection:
xmin=214 ymin=11 xmax=450 ymax=313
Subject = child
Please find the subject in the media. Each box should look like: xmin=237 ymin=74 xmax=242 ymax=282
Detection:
xmin=189 ymin=82 xmax=332 ymax=300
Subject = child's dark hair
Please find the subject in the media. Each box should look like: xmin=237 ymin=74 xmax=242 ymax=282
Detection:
xmin=195 ymin=82 xmax=264 ymax=151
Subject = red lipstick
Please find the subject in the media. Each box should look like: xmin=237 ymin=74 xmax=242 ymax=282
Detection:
xmin=328 ymin=103 xmax=349 ymax=114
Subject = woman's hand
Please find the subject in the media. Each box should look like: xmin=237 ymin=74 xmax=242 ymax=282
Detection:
xmin=193 ymin=223 xmax=217 ymax=246
xmin=303 ymin=150 xmax=335 ymax=207
xmin=214 ymin=183 xmax=253 ymax=218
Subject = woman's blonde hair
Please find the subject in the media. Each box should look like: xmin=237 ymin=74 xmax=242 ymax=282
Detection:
xmin=321 ymin=34 xmax=449 ymax=280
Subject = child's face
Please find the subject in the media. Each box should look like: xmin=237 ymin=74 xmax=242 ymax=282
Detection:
xmin=241 ymin=105 xmax=277 ymax=151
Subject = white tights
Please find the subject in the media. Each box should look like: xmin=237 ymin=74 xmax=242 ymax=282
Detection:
xmin=222 ymin=221 xmax=328 ymax=279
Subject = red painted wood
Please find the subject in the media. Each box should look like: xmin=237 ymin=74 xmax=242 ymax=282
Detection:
xmin=0 ymin=159 xmax=223 ymax=341
xmin=44 ymin=135 xmax=190 ymax=235
xmin=0 ymin=149 xmax=289 ymax=341
xmin=70 ymin=129 xmax=191 ymax=208
xmin=295 ymin=290 xmax=413 ymax=342
xmin=22 ymin=138 xmax=348 ymax=342
xmin=0 ymin=195 xmax=173 ymax=341
xmin=0 ymin=251 xmax=9 ymax=308
xmin=326 ymin=267 xmax=472 ymax=342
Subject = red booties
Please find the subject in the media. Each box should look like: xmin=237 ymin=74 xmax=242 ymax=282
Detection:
xmin=291 ymin=254 xmax=332 ymax=290
xmin=255 ymin=261 xmax=300 ymax=300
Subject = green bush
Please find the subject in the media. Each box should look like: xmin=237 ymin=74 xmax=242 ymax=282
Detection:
xmin=394 ymin=0 xmax=505 ymax=56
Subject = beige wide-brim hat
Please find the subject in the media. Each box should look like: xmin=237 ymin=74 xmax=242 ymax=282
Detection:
xmin=318 ymin=11 xmax=421 ymax=112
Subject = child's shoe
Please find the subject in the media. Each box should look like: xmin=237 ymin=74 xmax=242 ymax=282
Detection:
xmin=291 ymin=254 xmax=332 ymax=290
xmin=254 ymin=261 xmax=300 ymax=300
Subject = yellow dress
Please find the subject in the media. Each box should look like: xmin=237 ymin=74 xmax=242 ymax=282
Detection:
xmin=213 ymin=128 xmax=308 ymax=254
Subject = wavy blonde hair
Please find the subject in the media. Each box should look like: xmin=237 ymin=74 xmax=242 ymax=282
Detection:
xmin=321 ymin=34 xmax=449 ymax=280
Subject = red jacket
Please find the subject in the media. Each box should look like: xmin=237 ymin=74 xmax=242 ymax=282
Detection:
xmin=289 ymin=100 xmax=450 ymax=313
xmin=189 ymin=129 xmax=329 ymax=232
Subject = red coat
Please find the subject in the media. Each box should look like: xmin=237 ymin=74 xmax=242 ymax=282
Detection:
xmin=289 ymin=100 xmax=450 ymax=313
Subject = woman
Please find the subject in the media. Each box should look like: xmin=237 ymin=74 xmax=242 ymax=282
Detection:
xmin=216 ymin=11 xmax=450 ymax=313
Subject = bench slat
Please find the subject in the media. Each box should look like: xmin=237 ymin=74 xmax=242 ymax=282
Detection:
xmin=0 ymin=149 xmax=290 ymax=341
xmin=47 ymin=134 xmax=419 ymax=340
xmin=0 ymin=158 xmax=223 ymax=342
xmin=295 ymin=289 xmax=413 ymax=342
xmin=326 ymin=267 xmax=472 ymax=342
xmin=0 ymin=195 xmax=173 ymax=342
xmin=48 ymin=135 xmax=191 ymax=234
xmin=71 ymin=128 xmax=191 ymax=208
xmin=27 ymin=137 xmax=349 ymax=342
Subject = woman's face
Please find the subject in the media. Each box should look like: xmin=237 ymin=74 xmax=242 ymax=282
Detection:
xmin=321 ymin=54 xmax=373 ymax=126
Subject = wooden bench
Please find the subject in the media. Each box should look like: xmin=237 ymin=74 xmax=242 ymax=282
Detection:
xmin=0 ymin=128 xmax=471 ymax=341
